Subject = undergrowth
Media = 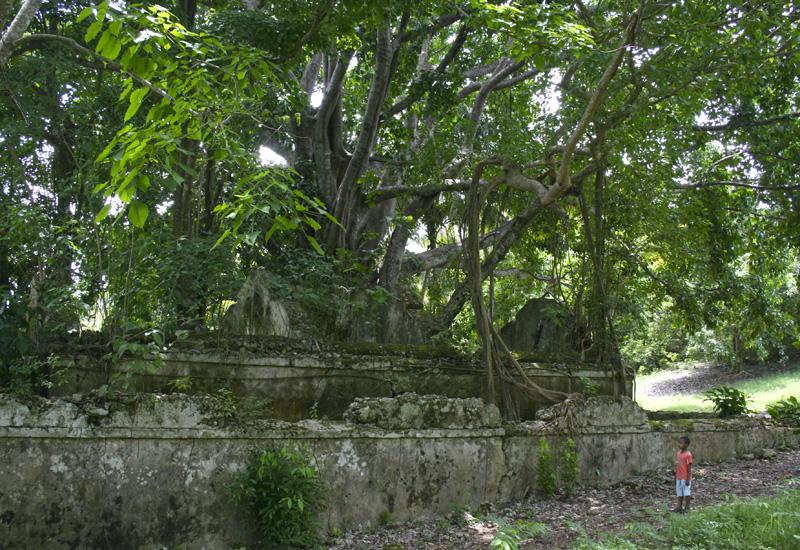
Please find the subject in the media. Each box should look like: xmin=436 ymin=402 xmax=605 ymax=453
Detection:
xmin=572 ymin=488 xmax=800 ymax=549
xmin=228 ymin=444 xmax=327 ymax=548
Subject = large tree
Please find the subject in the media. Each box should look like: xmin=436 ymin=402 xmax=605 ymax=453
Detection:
xmin=2 ymin=0 xmax=799 ymax=400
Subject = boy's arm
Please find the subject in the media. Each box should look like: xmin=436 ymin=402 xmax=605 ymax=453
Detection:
xmin=687 ymin=462 xmax=692 ymax=484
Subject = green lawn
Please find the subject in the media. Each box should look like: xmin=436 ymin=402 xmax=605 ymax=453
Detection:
xmin=635 ymin=366 xmax=800 ymax=413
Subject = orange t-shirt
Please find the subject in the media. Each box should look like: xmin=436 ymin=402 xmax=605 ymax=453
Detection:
xmin=676 ymin=450 xmax=693 ymax=480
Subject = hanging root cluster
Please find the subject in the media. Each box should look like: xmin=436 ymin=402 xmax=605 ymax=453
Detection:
xmin=464 ymin=159 xmax=568 ymax=419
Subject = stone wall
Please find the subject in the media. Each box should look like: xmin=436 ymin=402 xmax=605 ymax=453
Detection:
xmin=1 ymin=394 xmax=795 ymax=549
xmin=56 ymin=346 xmax=629 ymax=420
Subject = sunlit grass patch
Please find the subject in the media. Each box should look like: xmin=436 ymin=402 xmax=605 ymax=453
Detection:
xmin=636 ymin=364 xmax=800 ymax=412
xmin=571 ymin=488 xmax=800 ymax=549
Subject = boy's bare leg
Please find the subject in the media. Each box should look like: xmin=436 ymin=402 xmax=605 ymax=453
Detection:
xmin=672 ymin=496 xmax=684 ymax=512
xmin=683 ymin=496 xmax=691 ymax=511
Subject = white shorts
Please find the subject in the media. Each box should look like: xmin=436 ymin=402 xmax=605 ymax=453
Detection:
xmin=676 ymin=479 xmax=692 ymax=497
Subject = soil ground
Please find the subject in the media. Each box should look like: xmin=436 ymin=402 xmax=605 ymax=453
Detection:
xmin=328 ymin=448 xmax=800 ymax=549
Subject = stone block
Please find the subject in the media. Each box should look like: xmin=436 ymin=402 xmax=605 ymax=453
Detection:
xmin=344 ymin=393 xmax=502 ymax=430
xmin=535 ymin=396 xmax=649 ymax=429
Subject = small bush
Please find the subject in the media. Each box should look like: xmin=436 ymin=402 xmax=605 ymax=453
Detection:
xmin=703 ymin=385 xmax=750 ymax=417
xmin=767 ymin=396 xmax=800 ymax=427
xmin=578 ymin=377 xmax=599 ymax=397
xmin=537 ymin=437 xmax=556 ymax=497
xmin=561 ymin=438 xmax=579 ymax=496
xmin=228 ymin=444 xmax=327 ymax=548
xmin=201 ymin=387 xmax=272 ymax=427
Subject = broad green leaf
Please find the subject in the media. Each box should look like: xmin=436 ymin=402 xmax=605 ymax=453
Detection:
xmin=101 ymin=36 xmax=123 ymax=61
xmin=119 ymin=183 xmax=136 ymax=203
xmin=94 ymin=204 xmax=111 ymax=223
xmin=128 ymin=201 xmax=149 ymax=228
xmin=212 ymin=229 xmax=231 ymax=249
xmin=96 ymin=0 xmax=108 ymax=21
xmin=77 ymin=6 xmax=94 ymax=23
xmin=96 ymin=139 xmax=117 ymax=163
xmin=306 ymin=234 xmax=324 ymax=255
xmin=116 ymin=168 xmax=140 ymax=200
xmin=85 ymin=21 xmax=103 ymax=43
xmin=124 ymin=88 xmax=149 ymax=122
xmin=95 ymin=29 xmax=111 ymax=53
xmin=303 ymin=216 xmax=321 ymax=231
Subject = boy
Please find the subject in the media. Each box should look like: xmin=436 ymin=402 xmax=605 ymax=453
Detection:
xmin=672 ymin=435 xmax=693 ymax=513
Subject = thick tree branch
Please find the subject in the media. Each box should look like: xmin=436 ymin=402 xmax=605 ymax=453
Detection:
xmin=431 ymin=163 xmax=594 ymax=332
xmin=313 ymin=51 xmax=353 ymax=205
xmin=332 ymin=28 xmax=393 ymax=246
xmin=548 ymin=10 xmax=639 ymax=200
xmin=300 ymin=53 xmax=323 ymax=97
xmin=369 ymin=181 xmax=471 ymax=202
xmin=383 ymin=24 xmax=469 ymax=119
xmin=457 ymin=65 xmax=540 ymax=100
xmin=0 ymin=0 xmax=42 ymax=64
xmin=446 ymin=58 xmax=525 ymax=178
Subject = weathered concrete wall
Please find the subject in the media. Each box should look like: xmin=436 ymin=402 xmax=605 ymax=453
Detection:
xmin=1 ymin=394 xmax=795 ymax=549
xmin=56 ymin=347 xmax=629 ymax=420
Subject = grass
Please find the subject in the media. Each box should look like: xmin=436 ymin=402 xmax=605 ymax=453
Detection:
xmin=636 ymin=364 xmax=800 ymax=413
xmin=571 ymin=486 xmax=800 ymax=549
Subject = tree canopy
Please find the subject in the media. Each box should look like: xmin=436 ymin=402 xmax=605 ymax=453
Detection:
xmin=1 ymin=0 xmax=798 ymax=399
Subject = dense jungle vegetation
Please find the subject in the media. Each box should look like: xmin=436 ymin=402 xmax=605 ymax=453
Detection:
xmin=1 ymin=0 xmax=799 ymax=400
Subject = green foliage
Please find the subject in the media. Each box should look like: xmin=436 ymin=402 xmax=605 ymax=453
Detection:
xmin=490 ymin=530 xmax=520 ymax=550
xmin=104 ymin=334 xmax=165 ymax=392
xmin=620 ymin=312 xmax=684 ymax=372
xmin=201 ymin=388 xmax=272 ymax=427
xmin=228 ymin=444 xmax=327 ymax=549
xmin=573 ymin=489 xmax=800 ymax=550
xmin=377 ymin=509 xmax=392 ymax=525
xmin=0 ymin=356 xmax=68 ymax=396
xmin=537 ymin=437 xmax=556 ymax=497
xmin=490 ymin=520 xmax=548 ymax=550
xmin=578 ymin=377 xmax=599 ymax=397
xmin=767 ymin=396 xmax=800 ymax=427
xmin=561 ymin=438 xmax=579 ymax=497
xmin=167 ymin=376 xmax=193 ymax=393
xmin=703 ymin=386 xmax=751 ymax=417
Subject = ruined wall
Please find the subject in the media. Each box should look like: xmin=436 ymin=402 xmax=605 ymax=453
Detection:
xmin=56 ymin=345 xmax=629 ymax=420
xmin=1 ymin=394 xmax=795 ymax=549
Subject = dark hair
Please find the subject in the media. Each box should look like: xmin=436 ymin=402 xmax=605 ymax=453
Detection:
xmin=679 ymin=436 xmax=690 ymax=446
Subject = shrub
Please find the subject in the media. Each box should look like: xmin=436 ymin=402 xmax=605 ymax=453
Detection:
xmin=561 ymin=438 xmax=579 ymax=497
xmin=537 ymin=437 xmax=556 ymax=497
xmin=767 ymin=396 xmax=800 ymax=427
xmin=703 ymin=386 xmax=750 ymax=417
xmin=228 ymin=444 xmax=327 ymax=548
xmin=578 ymin=377 xmax=599 ymax=397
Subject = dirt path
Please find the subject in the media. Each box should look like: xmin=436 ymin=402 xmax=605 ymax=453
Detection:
xmin=328 ymin=448 xmax=800 ymax=549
